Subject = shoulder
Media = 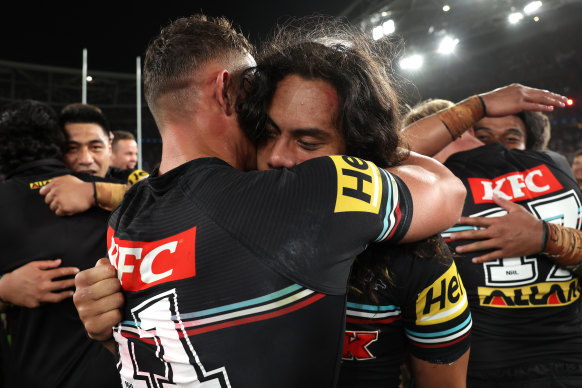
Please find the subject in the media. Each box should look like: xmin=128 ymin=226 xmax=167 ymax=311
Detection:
xmin=106 ymin=167 xmax=149 ymax=184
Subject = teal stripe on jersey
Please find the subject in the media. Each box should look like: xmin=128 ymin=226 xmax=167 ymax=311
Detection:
xmin=375 ymin=169 xmax=393 ymax=242
xmin=347 ymin=302 xmax=399 ymax=312
xmin=443 ymin=226 xmax=476 ymax=234
xmin=120 ymin=284 xmax=305 ymax=327
xmin=178 ymin=283 xmax=303 ymax=319
xmin=405 ymin=314 xmax=472 ymax=339
xmin=544 ymin=215 xmax=563 ymax=222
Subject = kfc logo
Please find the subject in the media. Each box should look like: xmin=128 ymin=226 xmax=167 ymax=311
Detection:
xmin=468 ymin=165 xmax=562 ymax=204
xmin=107 ymin=226 xmax=197 ymax=291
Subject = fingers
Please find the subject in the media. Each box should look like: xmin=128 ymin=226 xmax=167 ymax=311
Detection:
xmin=85 ymin=309 xmax=123 ymax=342
xmin=75 ymin=291 xmax=124 ymax=333
xmin=456 ymin=216 xmax=492 ymax=227
xmin=47 ymin=278 xmax=76 ymax=291
xmin=471 ymin=250 xmax=506 ymax=263
xmin=76 ymin=290 xmax=124 ymax=316
xmin=44 ymin=266 xmax=80 ymax=279
xmin=527 ymin=89 xmax=567 ymax=107
xmin=34 ymin=259 xmax=63 ymax=270
xmin=95 ymin=257 xmax=113 ymax=267
xmin=41 ymin=290 xmax=75 ymax=304
xmin=492 ymin=194 xmax=519 ymax=212
xmin=75 ymin=262 xmax=117 ymax=288
xmin=80 ymin=278 xmax=123 ymax=301
xmin=455 ymin=239 xmax=497 ymax=254
xmin=39 ymin=182 xmax=53 ymax=196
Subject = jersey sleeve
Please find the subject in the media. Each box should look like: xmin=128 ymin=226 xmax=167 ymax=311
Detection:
xmin=182 ymin=155 xmax=413 ymax=295
xmin=392 ymin=254 xmax=472 ymax=364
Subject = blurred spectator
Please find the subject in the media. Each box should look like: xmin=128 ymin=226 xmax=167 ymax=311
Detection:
xmin=110 ymin=130 xmax=138 ymax=169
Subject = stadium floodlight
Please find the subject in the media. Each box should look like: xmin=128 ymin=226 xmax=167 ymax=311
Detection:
xmin=86 ymin=76 xmax=93 ymax=82
xmin=373 ymin=25 xmax=384 ymax=40
xmin=443 ymin=5 xmax=451 ymax=12
xmin=373 ymin=19 xmax=395 ymax=40
xmin=400 ymin=55 xmax=424 ymax=70
xmin=437 ymin=36 xmax=459 ymax=54
xmin=524 ymin=1 xmax=542 ymax=15
xmin=508 ymin=12 xmax=524 ymax=24
xmin=383 ymin=19 xmax=395 ymax=35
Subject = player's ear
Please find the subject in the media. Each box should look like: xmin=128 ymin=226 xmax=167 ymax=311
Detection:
xmin=214 ymin=69 xmax=233 ymax=116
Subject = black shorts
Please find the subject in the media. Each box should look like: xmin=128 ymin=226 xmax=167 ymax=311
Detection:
xmin=468 ymin=361 xmax=582 ymax=388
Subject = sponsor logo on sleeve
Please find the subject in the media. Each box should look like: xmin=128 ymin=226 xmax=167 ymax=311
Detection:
xmin=330 ymin=155 xmax=382 ymax=214
xmin=107 ymin=226 xmax=196 ymax=292
xmin=416 ymin=262 xmax=468 ymax=326
xmin=468 ymin=164 xmax=562 ymax=204
xmin=127 ymin=169 xmax=149 ymax=185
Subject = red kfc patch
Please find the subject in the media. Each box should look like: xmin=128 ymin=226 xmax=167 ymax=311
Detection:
xmin=107 ymin=226 xmax=196 ymax=291
xmin=468 ymin=165 xmax=562 ymax=204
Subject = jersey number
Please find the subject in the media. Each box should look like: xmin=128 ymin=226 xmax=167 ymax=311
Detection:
xmin=115 ymin=289 xmax=230 ymax=388
xmin=479 ymin=191 xmax=580 ymax=286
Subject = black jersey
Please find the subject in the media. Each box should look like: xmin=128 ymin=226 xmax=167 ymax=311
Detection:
xmin=0 ymin=159 xmax=120 ymax=388
xmin=442 ymin=143 xmax=582 ymax=374
xmin=338 ymin=244 xmax=471 ymax=388
xmin=108 ymin=156 xmax=413 ymax=388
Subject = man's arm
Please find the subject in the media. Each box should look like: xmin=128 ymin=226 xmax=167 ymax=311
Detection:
xmin=411 ymin=349 xmax=470 ymax=388
xmin=0 ymin=259 xmax=79 ymax=308
xmin=387 ymin=151 xmax=466 ymax=243
xmin=401 ymin=84 xmax=567 ymax=157
xmin=73 ymin=258 xmax=124 ymax=355
xmin=40 ymin=175 xmax=131 ymax=215
xmin=450 ymin=195 xmax=582 ymax=267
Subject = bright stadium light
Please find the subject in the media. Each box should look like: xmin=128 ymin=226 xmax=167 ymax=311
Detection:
xmin=437 ymin=36 xmax=459 ymax=54
xmin=372 ymin=25 xmax=384 ymax=40
xmin=524 ymin=1 xmax=542 ymax=15
xmin=373 ymin=19 xmax=395 ymax=40
xmin=400 ymin=55 xmax=424 ymax=70
xmin=86 ymin=75 xmax=93 ymax=82
xmin=443 ymin=5 xmax=451 ymax=12
xmin=383 ymin=19 xmax=395 ymax=35
xmin=508 ymin=12 xmax=524 ymax=24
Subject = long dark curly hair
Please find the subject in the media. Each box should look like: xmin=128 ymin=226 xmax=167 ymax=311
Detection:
xmin=237 ymin=17 xmax=452 ymax=303
xmin=0 ymin=100 xmax=64 ymax=175
xmin=237 ymin=17 xmax=405 ymax=168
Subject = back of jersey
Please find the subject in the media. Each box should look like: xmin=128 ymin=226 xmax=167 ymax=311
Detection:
xmin=0 ymin=160 xmax=120 ymax=388
xmin=108 ymin=156 xmax=412 ymax=388
xmin=444 ymin=143 xmax=582 ymax=372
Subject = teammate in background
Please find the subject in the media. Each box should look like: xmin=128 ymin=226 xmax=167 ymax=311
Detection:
xmin=236 ymin=22 xmax=471 ymax=388
xmin=402 ymin=90 xmax=582 ymax=386
xmin=73 ymin=15 xmax=466 ymax=387
xmin=0 ymin=100 xmax=120 ymax=388
xmin=571 ymin=149 xmax=582 ymax=190
xmin=40 ymin=104 xmax=148 ymax=215
xmin=110 ymin=130 xmax=138 ymax=170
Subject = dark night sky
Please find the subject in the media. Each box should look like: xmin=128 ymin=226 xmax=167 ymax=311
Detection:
xmin=1 ymin=0 xmax=355 ymax=73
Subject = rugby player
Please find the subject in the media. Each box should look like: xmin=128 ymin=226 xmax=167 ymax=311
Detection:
xmin=73 ymin=14 xmax=466 ymax=387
